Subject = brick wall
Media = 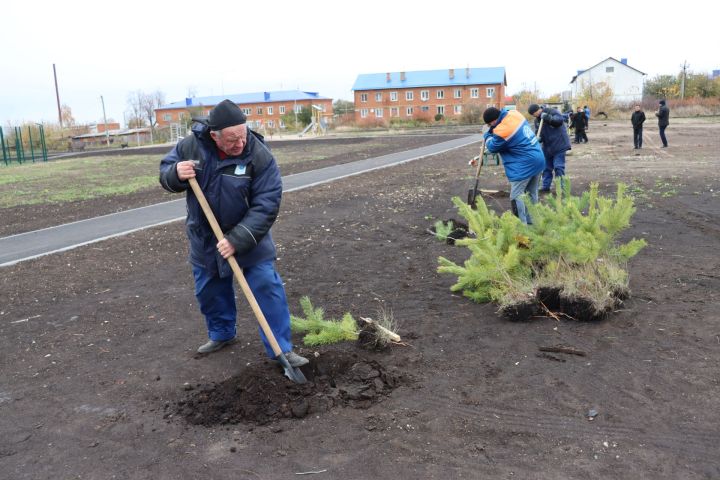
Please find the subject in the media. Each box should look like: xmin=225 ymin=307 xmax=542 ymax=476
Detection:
xmin=353 ymin=83 xmax=505 ymax=125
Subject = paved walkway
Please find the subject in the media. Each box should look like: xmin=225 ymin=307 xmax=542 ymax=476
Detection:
xmin=0 ymin=135 xmax=481 ymax=267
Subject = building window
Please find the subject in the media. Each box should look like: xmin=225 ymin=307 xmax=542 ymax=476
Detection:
xmin=294 ymin=104 xmax=302 ymax=114
xmin=257 ymin=107 xmax=263 ymax=115
xmin=471 ymin=88 xmax=479 ymax=98
xmin=375 ymin=92 xmax=382 ymax=102
xmin=242 ymin=108 xmax=252 ymax=115
xmin=606 ymin=66 xmax=614 ymax=73
xmin=437 ymin=105 xmax=445 ymax=115
xmin=390 ymin=107 xmax=399 ymax=117
xmin=421 ymin=106 xmax=429 ymax=112
xmin=375 ymin=108 xmax=383 ymax=117
xmin=360 ymin=108 xmax=369 ymax=118
xmin=406 ymin=107 xmax=413 ymax=116
xmin=163 ymin=114 xmax=171 ymax=121
xmin=436 ymin=90 xmax=444 ymax=99
xmin=360 ymin=93 xmax=368 ymax=102
xmin=486 ymin=103 xmax=496 ymax=109
xmin=454 ymin=105 xmax=462 ymax=114
xmin=268 ymin=106 xmax=273 ymax=115
xmin=279 ymin=105 xmax=286 ymax=114
xmin=279 ymin=119 xmax=285 ymax=128
xmin=420 ymin=90 xmax=429 ymax=101
xmin=486 ymin=88 xmax=495 ymax=98
xmin=390 ymin=91 xmax=398 ymax=101
xmin=268 ymin=120 xmax=274 ymax=128
xmin=406 ymin=91 xmax=414 ymax=101
xmin=454 ymin=89 xmax=462 ymax=98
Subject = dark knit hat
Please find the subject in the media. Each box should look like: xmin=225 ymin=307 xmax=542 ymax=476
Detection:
xmin=659 ymin=99 xmax=666 ymax=106
xmin=207 ymin=99 xmax=247 ymax=130
xmin=483 ymin=107 xmax=501 ymax=124
xmin=528 ymin=104 xmax=540 ymax=115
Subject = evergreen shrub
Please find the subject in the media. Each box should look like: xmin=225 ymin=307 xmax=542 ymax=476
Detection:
xmin=437 ymin=183 xmax=647 ymax=320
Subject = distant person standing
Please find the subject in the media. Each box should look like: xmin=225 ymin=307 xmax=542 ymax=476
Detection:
xmin=583 ymin=105 xmax=591 ymax=129
xmin=655 ymin=100 xmax=670 ymax=148
xmin=571 ymin=106 xmax=588 ymax=143
xmin=631 ymin=105 xmax=646 ymax=149
xmin=527 ymin=104 xmax=572 ymax=193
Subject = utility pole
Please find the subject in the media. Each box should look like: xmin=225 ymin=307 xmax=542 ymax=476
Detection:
xmin=680 ymin=60 xmax=689 ymax=100
xmin=53 ymin=64 xmax=63 ymax=137
xmin=100 ymin=95 xmax=110 ymax=147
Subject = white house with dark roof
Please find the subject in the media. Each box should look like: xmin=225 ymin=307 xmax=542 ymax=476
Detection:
xmin=570 ymin=57 xmax=646 ymax=104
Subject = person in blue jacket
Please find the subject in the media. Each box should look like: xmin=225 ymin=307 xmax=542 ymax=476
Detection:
xmin=527 ymin=104 xmax=572 ymax=193
xmin=159 ymin=99 xmax=308 ymax=367
xmin=480 ymin=107 xmax=545 ymax=224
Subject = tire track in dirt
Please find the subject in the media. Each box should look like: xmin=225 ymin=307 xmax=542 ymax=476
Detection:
xmin=415 ymin=394 xmax=720 ymax=460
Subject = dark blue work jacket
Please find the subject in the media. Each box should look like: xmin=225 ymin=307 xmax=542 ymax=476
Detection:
xmin=159 ymin=122 xmax=280 ymax=277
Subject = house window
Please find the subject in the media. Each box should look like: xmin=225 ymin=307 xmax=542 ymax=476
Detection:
xmin=454 ymin=105 xmax=462 ymax=114
xmin=257 ymin=107 xmax=263 ymax=115
xmin=279 ymin=120 xmax=285 ymax=128
xmin=420 ymin=90 xmax=429 ymax=101
xmin=406 ymin=91 xmax=414 ymax=101
xmin=360 ymin=108 xmax=369 ymax=118
xmin=486 ymin=88 xmax=495 ymax=98
xmin=390 ymin=91 xmax=398 ymax=101
xmin=470 ymin=88 xmax=479 ymax=98
xmin=268 ymin=107 xmax=273 ymax=115
xmin=279 ymin=106 xmax=286 ymax=114
xmin=437 ymin=105 xmax=445 ymax=115
xmin=406 ymin=107 xmax=413 ymax=116
xmin=375 ymin=92 xmax=382 ymax=102
xmin=163 ymin=114 xmax=171 ymax=121
xmin=268 ymin=120 xmax=274 ymax=128
xmin=606 ymin=66 xmax=614 ymax=73
xmin=242 ymin=108 xmax=252 ymax=115
xmin=360 ymin=93 xmax=368 ymax=102
xmin=436 ymin=90 xmax=444 ymax=99
xmin=390 ymin=107 xmax=399 ymax=117
xmin=375 ymin=108 xmax=383 ymax=117
xmin=420 ymin=106 xmax=429 ymax=112
xmin=454 ymin=89 xmax=462 ymax=98
xmin=294 ymin=104 xmax=302 ymax=113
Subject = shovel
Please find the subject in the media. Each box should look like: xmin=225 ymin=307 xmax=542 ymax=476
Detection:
xmin=466 ymin=139 xmax=488 ymax=207
xmin=188 ymin=176 xmax=307 ymax=384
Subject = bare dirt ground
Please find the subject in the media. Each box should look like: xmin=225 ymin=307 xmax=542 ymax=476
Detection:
xmin=1 ymin=120 xmax=719 ymax=479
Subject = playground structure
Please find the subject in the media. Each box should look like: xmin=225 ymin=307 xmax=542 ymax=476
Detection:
xmin=1 ymin=125 xmax=48 ymax=165
xmin=299 ymin=104 xmax=328 ymax=137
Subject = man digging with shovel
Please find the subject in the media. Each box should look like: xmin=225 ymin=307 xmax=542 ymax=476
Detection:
xmin=159 ymin=99 xmax=308 ymax=374
xmin=475 ymin=107 xmax=545 ymax=224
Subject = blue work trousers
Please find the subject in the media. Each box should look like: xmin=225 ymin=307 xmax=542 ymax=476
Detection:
xmin=509 ymin=174 xmax=541 ymax=224
xmin=192 ymin=261 xmax=292 ymax=358
xmin=542 ymin=151 xmax=566 ymax=191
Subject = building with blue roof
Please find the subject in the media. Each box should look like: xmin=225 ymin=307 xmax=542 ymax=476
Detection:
xmin=155 ymin=90 xmax=333 ymax=130
xmin=352 ymin=67 xmax=506 ymax=124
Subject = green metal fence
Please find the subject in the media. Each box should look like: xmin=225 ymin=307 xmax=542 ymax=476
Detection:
xmin=1 ymin=124 xmax=48 ymax=165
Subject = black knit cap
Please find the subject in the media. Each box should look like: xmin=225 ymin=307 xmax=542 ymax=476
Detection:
xmin=527 ymin=104 xmax=540 ymax=115
xmin=659 ymin=99 xmax=666 ymax=105
xmin=483 ymin=107 xmax=501 ymax=124
xmin=207 ymin=99 xmax=247 ymax=130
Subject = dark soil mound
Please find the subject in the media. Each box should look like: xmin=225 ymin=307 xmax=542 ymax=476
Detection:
xmin=500 ymin=286 xmax=627 ymax=322
xmin=169 ymin=350 xmax=404 ymax=426
xmin=428 ymin=218 xmax=471 ymax=245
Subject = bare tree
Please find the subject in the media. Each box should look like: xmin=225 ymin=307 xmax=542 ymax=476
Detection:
xmin=126 ymin=90 xmax=146 ymax=127
xmin=60 ymin=104 xmax=76 ymax=127
xmin=126 ymin=89 xmax=166 ymax=143
xmin=141 ymin=90 xmax=166 ymax=129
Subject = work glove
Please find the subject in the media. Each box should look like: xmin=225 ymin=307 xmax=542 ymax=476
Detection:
xmin=540 ymin=112 xmax=550 ymax=122
xmin=483 ymin=130 xmax=492 ymax=140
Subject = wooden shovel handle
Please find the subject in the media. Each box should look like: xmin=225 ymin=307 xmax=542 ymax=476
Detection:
xmin=473 ymin=137 xmax=487 ymax=180
xmin=188 ymin=176 xmax=283 ymax=357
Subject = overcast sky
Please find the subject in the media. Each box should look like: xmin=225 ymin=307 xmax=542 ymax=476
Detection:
xmin=1 ymin=0 xmax=715 ymax=126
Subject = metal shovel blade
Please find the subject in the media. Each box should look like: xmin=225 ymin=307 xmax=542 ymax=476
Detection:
xmin=277 ymin=353 xmax=307 ymax=384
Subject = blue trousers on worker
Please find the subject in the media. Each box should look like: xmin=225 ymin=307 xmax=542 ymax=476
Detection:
xmin=542 ymin=151 xmax=566 ymax=191
xmin=509 ymin=174 xmax=540 ymax=224
xmin=192 ymin=261 xmax=292 ymax=358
